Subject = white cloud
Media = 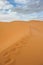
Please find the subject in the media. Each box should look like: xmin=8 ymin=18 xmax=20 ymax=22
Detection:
xmin=0 ymin=12 xmax=19 ymax=22
xmin=15 ymin=0 xmax=27 ymax=4
xmin=12 ymin=0 xmax=43 ymax=14
xmin=0 ymin=0 xmax=13 ymax=14
xmin=0 ymin=0 xmax=43 ymax=22
xmin=0 ymin=11 xmax=43 ymax=22
xmin=0 ymin=1 xmax=5 ymax=9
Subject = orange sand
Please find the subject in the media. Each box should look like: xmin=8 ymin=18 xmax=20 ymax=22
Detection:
xmin=0 ymin=20 xmax=43 ymax=65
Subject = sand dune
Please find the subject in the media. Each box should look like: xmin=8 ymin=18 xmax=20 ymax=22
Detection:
xmin=0 ymin=20 xmax=43 ymax=65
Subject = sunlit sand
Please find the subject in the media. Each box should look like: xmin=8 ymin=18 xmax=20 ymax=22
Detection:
xmin=0 ymin=20 xmax=43 ymax=65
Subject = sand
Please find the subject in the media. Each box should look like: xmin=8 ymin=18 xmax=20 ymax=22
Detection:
xmin=0 ymin=20 xmax=43 ymax=65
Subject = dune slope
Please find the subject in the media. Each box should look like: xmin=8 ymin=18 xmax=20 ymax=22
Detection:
xmin=0 ymin=20 xmax=43 ymax=65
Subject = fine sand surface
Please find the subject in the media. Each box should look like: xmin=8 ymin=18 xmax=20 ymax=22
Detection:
xmin=0 ymin=20 xmax=43 ymax=65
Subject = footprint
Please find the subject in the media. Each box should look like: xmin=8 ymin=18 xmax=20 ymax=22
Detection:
xmin=15 ymin=42 xmax=22 ymax=48
xmin=0 ymin=35 xmax=29 ymax=65
xmin=4 ymin=58 xmax=11 ymax=64
xmin=4 ymin=58 xmax=16 ymax=65
xmin=9 ymin=59 xmax=16 ymax=65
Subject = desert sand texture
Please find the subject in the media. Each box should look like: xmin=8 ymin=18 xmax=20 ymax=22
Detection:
xmin=0 ymin=20 xmax=43 ymax=65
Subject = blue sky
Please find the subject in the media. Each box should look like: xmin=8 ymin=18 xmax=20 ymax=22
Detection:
xmin=0 ymin=0 xmax=43 ymax=22
xmin=7 ymin=0 xmax=23 ymax=7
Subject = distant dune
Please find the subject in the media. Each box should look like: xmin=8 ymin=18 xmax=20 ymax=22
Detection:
xmin=0 ymin=20 xmax=43 ymax=65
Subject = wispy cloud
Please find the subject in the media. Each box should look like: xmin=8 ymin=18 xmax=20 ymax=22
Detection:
xmin=12 ymin=0 xmax=43 ymax=14
xmin=0 ymin=0 xmax=43 ymax=22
